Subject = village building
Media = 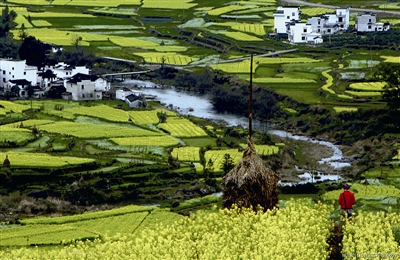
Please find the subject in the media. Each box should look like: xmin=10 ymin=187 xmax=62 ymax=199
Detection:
xmin=62 ymin=73 xmax=110 ymax=101
xmin=355 ymin=12 xmax=391 ymax=32
xmin=0 ymin=59 xmax=37 ymax=92
xmin=307 ymin=8 xmax=351 ymax=35
xmin=116 ymin=88 xmax=146 ymax=108
xmin=286 ymin=22 xmax=323 ymax=44
xmin=273 ymin=6 xmax=301 ymax=34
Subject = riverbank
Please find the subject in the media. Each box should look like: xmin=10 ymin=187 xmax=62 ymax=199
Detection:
xmin=115 ymin=80 xmax=355 ymax=183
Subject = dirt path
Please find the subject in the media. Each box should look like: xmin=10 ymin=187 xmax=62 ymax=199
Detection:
xmin=281 ymin=0 xmax=400 ymax=17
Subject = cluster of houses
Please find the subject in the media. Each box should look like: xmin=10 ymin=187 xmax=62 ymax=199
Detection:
xmin=0 ymin=59 xmax=145 ymax=108
xmin=273 ymin=6 xmax=391 ymax=44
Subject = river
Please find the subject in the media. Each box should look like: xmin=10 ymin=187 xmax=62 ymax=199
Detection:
xmin=114 ymin=80 xmax=350 ymax=183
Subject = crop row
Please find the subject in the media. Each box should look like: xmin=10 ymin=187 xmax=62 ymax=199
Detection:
xmin=207 ymin=5 xmax=250 ymax=16
xmin=321 ymin=70 xmax=335 ymax=94
xmin=251 ymin=77 xmax=316 ymax=83
xmin=133 ymin=52 xmax=199 ymax=66
xmin=344 ymin=90 xmax=382 ymax=97
xmin=0 ymin=225 xmax=97 ymax=247
xmin=322 ymin=183 xmax=400 ymax=201
xmin=0 ymin=100 xmax=31 ymax=114
xmin=171 ymin=147 xmax=201 ymax=161
xmin=21 ymin=204 xmax=154 ymax=225
xmin=111 ymin=136 xmax=180 ymax=147
xmin=0 ymin=152 xmax=95 ymax=167
xmin=0 ymin=128 xmax=35 ymax=145
xmin=219 ymin=31 xmax=263 ymax=41
xmin=8 ymin=0 xmax=141 ymax=6
xmin=301 ymin=8 xmax=334 ymax=16
xmin=0 ymin=200 xmax=334 ymax=259
xmin=2 ymin=119 xmax=54 ymax=128
xmin=158 ymin=118 xmax=208 ymax=137
xmin=348 ymin=82 xmax=385 ymax=91
xmin=381 ymin=55 xmax=400 ymax=63
xmin=231 ymin=24 xmax=266 ymax=36
xmin=39 ymin=121 xmax=162 ymax=138
xmin=142 ymin=0 xmax=197 ymax=9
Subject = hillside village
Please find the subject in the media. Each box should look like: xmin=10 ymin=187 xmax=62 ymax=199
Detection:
xmin=274 ymin=6 xmax=390 ymax=44
xmin=0 ymin=58 xmax=148 ymax=107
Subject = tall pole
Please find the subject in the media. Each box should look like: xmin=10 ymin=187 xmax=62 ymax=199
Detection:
xmin=249 ymin=53 xmax=253 ymax=138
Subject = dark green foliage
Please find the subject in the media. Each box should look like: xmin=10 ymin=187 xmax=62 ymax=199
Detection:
xmin=374 ymin=63 xmax=400 ymax=111
xmin=220 ymin=153 xmax=234 ymax=174
xmin=18 ymin=36 xmax=52 ymax=68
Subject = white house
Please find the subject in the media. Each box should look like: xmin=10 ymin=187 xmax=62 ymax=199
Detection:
xmin=125 ymin=93 xmax=145 ymax=108
xmin=273 ymin=6 xmax=301 ymax=34
xmin=0 ymin=59 xmax=37 ymax=90
xmin=51 ymin=62 xmax=90 ymax=80
xmin=116 ymin=88 xmax=142 ymax=101
xmin=356 ymin=12 xmax=390 ymax=32
xmin=307 ymin=7 xmax=350 ymax=35
xmin=287 ymin=22 xmax=323 ymax=44
xmin=63 ymin=73 xmax=107 ymax=101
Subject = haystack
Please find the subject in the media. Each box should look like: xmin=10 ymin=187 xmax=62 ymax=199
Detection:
xmin=222 ymin=53 xmax=279 ymax=212
xmin=222 ymin=136 xmax=279 ymax=212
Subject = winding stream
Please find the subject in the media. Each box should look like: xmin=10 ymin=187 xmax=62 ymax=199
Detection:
xmin=115 ymin=80 xmax=350 ymax=183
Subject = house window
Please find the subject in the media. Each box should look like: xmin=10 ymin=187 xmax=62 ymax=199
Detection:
xmin=287 ymin=16 xmax=290 ymax=19
xmin=90 ymin=93 xmax=93 ymax=98
xmin=2 ymin=78 xmax=5 ymax=83
xmin=328 ymin=29 xmax=331 ymax=33
xmin=12 ymin=75 xmax=14 ymax=78
xmin=318 ymin=21 xmax=320 ymax=25
xmin=66 ymin=72 xmax=69 ymax=75
xmin=302 ymin=36 xmax=305 ymax=40
xmin=81 ymin=85 xmax=84 ymax=90
xmin=82 ymin=94 xmax=85 ymax=98
xmin=292 ymin=12 xmax=295 ymax=16
xmin=318 ymin=29 xmax=320 ymax=32
xmin=12 ymin=67 xmax=14 ymax=70
xmin=368 ymin=25 xmax=371 ymax=29
xmin=303 ymin=29 xmax=307 ymax=32
xmin=369 ymin=19 xmax=371 ymax=22
xmin=2 ymin=71 xmax=5 ymax=74
xmin=338 ymin=17 xmax=343 ymax=22
xmin=24 ymin=72 xmax=26 ymax=75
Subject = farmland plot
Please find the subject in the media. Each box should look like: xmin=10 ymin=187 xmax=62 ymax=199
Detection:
xmin=39 ymin=121 xmax=162 ymax=138
xmin=133 ymin=52 xmax=199 ymax=65
xmin=171 ymin=147 xmax=201 ymax=162
xmin=0 ymin=152 xmax=95 ymax=167
xmin=158 ymin=117 xmax=208 ymax=137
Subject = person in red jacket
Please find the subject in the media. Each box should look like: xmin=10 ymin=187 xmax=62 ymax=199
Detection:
xmin=338 ymin=183 xmax=356 ymax=217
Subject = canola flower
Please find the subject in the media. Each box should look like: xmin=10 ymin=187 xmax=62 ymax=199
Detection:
xmin=341 ymin=211 xmax=400 ymax=260
xmin=0 ymin=200 xmax=334 ymax=259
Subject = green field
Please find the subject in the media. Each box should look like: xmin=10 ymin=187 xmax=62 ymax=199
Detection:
xmin=1 ymin=0 xmax=400 ymax=257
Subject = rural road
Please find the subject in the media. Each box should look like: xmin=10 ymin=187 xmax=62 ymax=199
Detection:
xmin=281 ymin=0 xmax=400 ymax=17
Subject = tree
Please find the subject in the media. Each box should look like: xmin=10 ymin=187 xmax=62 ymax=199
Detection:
xmin=71 ymin=34 xmax=82 ymax=51
xmin=220 ymin=153 xmax=234 ymax=174
xmin=19 ymin=36 xmax=51 ymax=68
xmin=18 ymin=23 xmax=28 ymax=40
xmin=204 ymin=158 xmax=216 ymax=186
xmin=374 ymin=63 xmax=400 ymax=111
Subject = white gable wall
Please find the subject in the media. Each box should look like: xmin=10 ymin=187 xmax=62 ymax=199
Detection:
xmin=274 ymin=6 xmax=300 ymax=33
xmin=66 ymin=79 xmax=96 ymax=101
xmin=0 ymin=59 xmax=38 ymax=88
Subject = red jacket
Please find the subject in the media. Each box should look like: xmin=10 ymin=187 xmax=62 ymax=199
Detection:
xmin=338 ymin=190 xmax=356 ymax=209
